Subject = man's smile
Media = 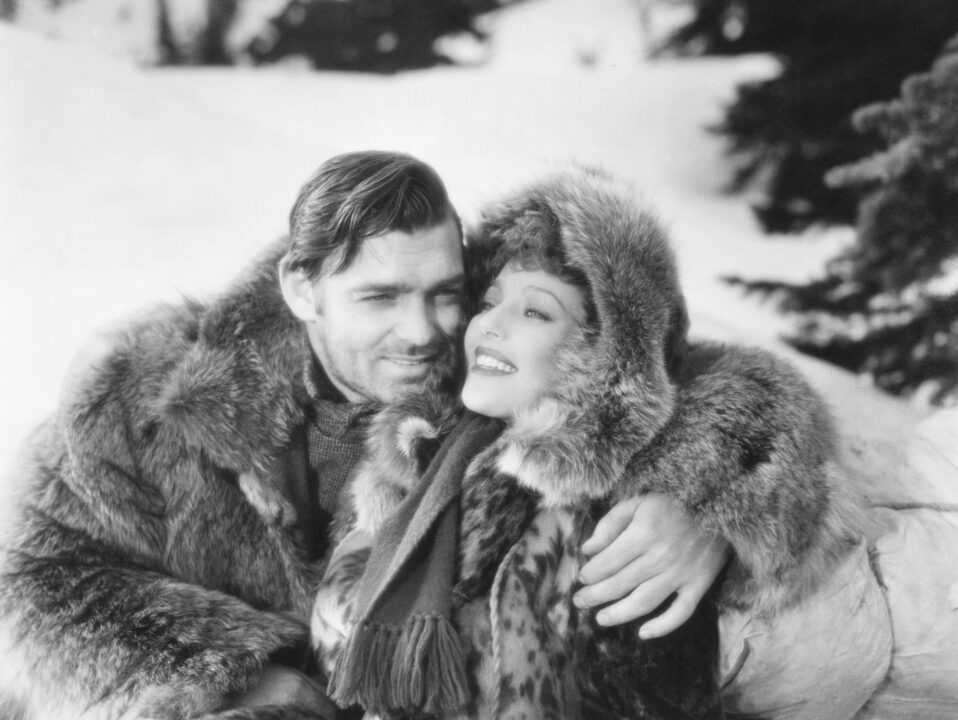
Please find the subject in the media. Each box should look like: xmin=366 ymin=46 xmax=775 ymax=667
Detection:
xmin=385 ymin=355 xmax=433 ymax=364
xmin=382 ymin=350 xmax=445 ymax=370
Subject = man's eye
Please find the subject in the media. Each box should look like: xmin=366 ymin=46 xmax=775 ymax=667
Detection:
xmin=361 ymin=294 xmax=395 ymax=304
xmin=434 ymin=289 xmax=462 ymax=303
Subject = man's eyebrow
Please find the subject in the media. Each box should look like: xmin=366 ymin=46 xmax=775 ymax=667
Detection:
xmin=352 ymin=274 xmax=465 ymax=295
xmin=352 ymin=282 xmax=409 ymax=295
xmin=432 ymin=273 xmax=465 ymax=290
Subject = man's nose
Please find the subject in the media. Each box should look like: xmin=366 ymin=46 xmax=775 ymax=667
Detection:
xmin=396 ymin=300 xmax=438 ymax=346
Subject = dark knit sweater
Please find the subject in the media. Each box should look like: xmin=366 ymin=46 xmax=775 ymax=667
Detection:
xmin=303 ymin=354 xmax=378 ymax=519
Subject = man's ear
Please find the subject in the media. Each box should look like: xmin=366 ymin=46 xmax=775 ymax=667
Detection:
xmin=279 ymin=263 xmax=320 ymax=322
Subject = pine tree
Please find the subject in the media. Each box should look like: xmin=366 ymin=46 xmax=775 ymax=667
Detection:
xmin=246 ymin=0 xmax=496 ymax=70
xmin=730 ymin=38 xmax=958 ymax=405
xmin=664 ymin=0 xmax=958 ymax=232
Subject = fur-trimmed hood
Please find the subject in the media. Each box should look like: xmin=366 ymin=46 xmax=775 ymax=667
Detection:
xmin=464 ymin=168 xmax=690 ymax=507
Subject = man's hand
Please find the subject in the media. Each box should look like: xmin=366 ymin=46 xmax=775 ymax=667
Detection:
xmin=573 ymin=493 xmax=730 ymax=638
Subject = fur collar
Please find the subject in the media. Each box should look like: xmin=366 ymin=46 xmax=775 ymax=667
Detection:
xmin=467 ymin=169 xmax=689 ymax=507
xmin=150 ymin=239 xmax=309 ymax=476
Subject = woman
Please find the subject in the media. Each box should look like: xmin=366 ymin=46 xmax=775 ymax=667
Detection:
xmin=311 ymin=168 xmax=859 ymax=720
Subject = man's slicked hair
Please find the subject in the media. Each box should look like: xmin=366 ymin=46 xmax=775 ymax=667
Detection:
xmin=283 ymin=151 xmax=461 ymax=278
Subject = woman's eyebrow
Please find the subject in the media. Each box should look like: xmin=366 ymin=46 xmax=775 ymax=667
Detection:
xmin=525 ymin=285 xmax=569 ymax=312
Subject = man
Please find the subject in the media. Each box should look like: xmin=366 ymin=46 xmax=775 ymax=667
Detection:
xmin=0 ymin=151 xmax=725 ymax=719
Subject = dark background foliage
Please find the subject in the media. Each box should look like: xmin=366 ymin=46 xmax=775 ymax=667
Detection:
xmin=666 ymin=1 xmax=958 ymax=405
xmin=238 ymin=0 xmax=498 ymax=71
xmin=663 ymin=0 xmax=958 ymax=233
xmin=1 ymin=0 xmax=504 ymax=71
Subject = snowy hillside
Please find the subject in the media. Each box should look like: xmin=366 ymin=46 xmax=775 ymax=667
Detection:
xmin=0 ymin=0 xmax=934 ymax=479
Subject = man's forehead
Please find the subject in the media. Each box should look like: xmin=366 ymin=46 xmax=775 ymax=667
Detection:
xmin=322 ymin=222 xmax=464 ymax=287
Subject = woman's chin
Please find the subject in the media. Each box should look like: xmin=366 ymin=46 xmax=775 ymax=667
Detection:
xmin=461 ymin=380 xmax=512 ymax=420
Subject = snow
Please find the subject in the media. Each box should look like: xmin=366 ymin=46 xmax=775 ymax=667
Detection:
xmin=0 ymin=0 xmax=940 ymax=483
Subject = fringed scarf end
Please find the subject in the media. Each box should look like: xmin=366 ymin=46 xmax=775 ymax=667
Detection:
xmin=329 ymin=614 xmax=470 ymax=715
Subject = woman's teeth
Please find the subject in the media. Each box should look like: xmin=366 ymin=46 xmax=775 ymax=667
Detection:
xmin=476 ymin=353 xmax=517 ymax=373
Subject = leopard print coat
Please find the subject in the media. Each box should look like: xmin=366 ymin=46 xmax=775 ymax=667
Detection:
xmin=450 ymin=441 xmax=722 ymax=720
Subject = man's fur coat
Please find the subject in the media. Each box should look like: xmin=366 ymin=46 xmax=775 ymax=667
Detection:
xmin=313 ymin=169 xmax=863 ymax=719
xmin=0 ymin=243 xmax=337 ymax=720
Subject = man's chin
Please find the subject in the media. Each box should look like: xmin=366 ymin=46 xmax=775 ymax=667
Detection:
xmin=381 ymin=361 xmax=432 ymax=385
xmin=384 ymin=364 xmax=458 ymax=402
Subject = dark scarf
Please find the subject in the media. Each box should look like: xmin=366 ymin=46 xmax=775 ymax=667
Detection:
xmin=327 ymin=412 xmax=504 ymax=717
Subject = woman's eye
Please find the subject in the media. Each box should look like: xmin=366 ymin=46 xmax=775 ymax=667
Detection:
xmin=524 ymin=307 xmax=550 ymax=321
xmin=479 ymin=299 xmax=495 ymax=312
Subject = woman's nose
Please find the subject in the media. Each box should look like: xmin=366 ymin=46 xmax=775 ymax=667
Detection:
xmin=478 ymin=307 xmax=503 ymax=338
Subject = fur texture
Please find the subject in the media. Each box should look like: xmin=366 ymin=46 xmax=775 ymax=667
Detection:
xmin=0 ymin=241 xmax=335 ymax=719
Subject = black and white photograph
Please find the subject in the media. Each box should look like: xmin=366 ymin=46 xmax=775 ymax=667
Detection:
xmin=1 ymin=1 xmax=957 ymax=718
